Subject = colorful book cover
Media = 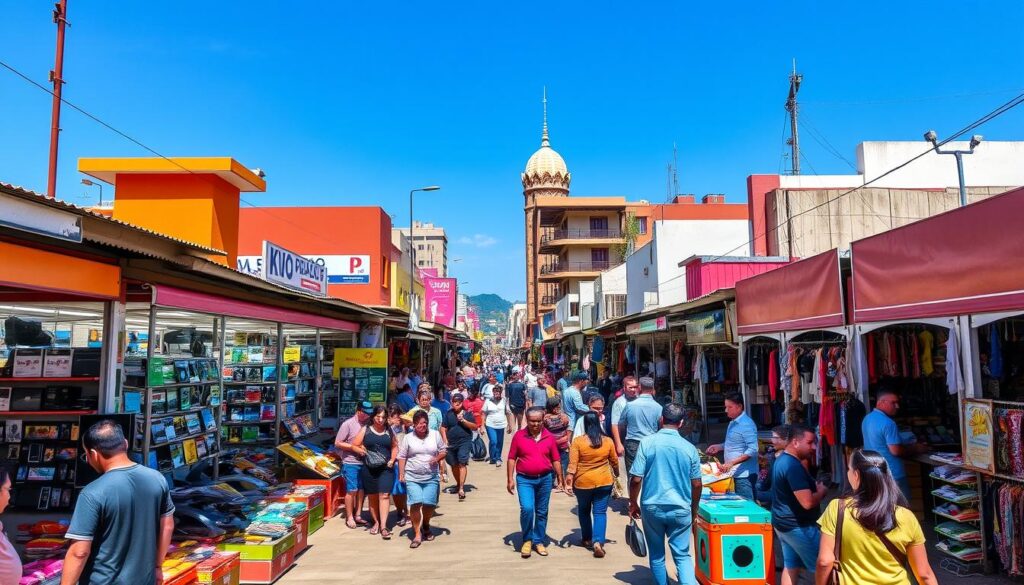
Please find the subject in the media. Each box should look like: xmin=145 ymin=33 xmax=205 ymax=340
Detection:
xmin=241 ymin=426 xmax=259 ymax=441
xmin=200 ymin=408 xmax=216 ymax=430
xmin=260 ymin=405 xmax=276 ymax=421
xmin=228 ymin=427 xmax=241 ymax=443
xmin=0 ymin=388 xmax=11 ymax=411
xmin=184 ymin=413 xmax=202 ymax=435
xmin=151 ymin=420 xmax=167 ymax=444
xmin=172 ymin=416 xmax=187 ymax=437
xmin=182 ymin=439 xmax=198 ymax=464
xmin=245 ymin=387 xmax=262 ymax=402
xmin=209 ymin=385 xmax=221 ymax=406
xmin=165 ymin=389 xmax=179 ymax=412
xmin=243 ymin=406 xmax=259 ymax=422
xmin=169 ymin=443 xmax=185 ymax=467
xmin=162 ymin=417 xmax=176 ymax=441
xmin=246 ymin=367 xmax=262 ymax=382
xmin=205 ymin=433 xmax=218 ymax=454
xmin=262 ymin=366 xmax=277 ymax=382
xmin=248 ymin=347 xmax=264 ymax=364
xmin=150 ymin=391 xmax=166 ymax=414
xmin=283 ymin=346 xmax=301 ymax=364
xmin=179 ymin=387 xmax=192 ymax=411
xmin=195 ymin=438 xmax=208 ymax=459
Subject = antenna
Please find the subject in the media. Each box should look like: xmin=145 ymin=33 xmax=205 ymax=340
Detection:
xmin=672 ymin=142 xmax=680 ymax=197
xmin=785 ymin=59 xmax=803 ymax=175
xmin=666 ymin=162 xmax=673 ymax=202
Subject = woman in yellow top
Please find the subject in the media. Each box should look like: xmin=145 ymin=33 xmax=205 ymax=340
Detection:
xmin=566 ymin=412 xmax=618 ymax=558
xmin=816 ymin=449 xmax=938 ymax=585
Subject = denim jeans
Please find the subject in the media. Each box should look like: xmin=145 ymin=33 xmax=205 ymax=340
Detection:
xmin=776 ymin=524 xmax=821 ymax=571
xmin=641 ymin=505 xmax=696 ymax=585
xmin=486 ymin=426 xmax=505 ymax=463
xmin=516 ymin=472 xmax=553 ymax=545
xmin=732 ymin=474 xmax=755 ymax=500
xmin=574 ymin=485 xmax=612 ymax=544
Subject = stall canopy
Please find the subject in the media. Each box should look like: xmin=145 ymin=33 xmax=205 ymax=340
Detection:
xmin=736 ymin=249 xmax=845 ymax=336
xmin=152 ymin=284 xmax=360 ymax=331
xmin=851 ymin=187 xmax=1024 ymax=323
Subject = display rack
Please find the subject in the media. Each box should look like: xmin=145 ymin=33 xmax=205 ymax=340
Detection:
xmin=928 ymin=462 xmax=985 ymax=571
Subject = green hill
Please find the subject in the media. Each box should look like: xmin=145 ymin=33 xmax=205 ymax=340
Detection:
xmin=467 ymin=294 xmax=514 ymax=334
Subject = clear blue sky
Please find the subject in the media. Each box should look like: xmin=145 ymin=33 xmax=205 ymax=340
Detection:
xmin=3 ymin=1 xmax=1022 ymax=301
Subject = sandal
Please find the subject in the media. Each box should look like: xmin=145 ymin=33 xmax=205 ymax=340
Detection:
xmin=381 ymin=530 xmax=392 ymax=540
xmin=346 ymin=521 xmax=358 ymax=530
xmin=354 ymin=517 xmax=368 ymax=526
xmin=458 ymin=492 xmax=466 ymax=501
xmin=369 ymin=526 xmax=380 ymax=536
xmin=424 ymin=529 xmax=436 ymax=542
xmin=409 ymin=539 xmax=422 ymax=549
xmin=396 ymin=516 xmax=409 ymax=527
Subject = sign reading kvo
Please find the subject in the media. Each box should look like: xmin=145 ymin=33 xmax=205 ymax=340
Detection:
xmin=261 ymin=241 xmax=329 ymax=297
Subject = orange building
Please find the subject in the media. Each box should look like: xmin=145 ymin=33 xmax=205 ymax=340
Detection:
xmin=236 ymin=207 xmax=400 ymax=308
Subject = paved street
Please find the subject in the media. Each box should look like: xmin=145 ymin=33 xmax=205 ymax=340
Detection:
xmin=280 ymin=450 xmax=667 ymax=584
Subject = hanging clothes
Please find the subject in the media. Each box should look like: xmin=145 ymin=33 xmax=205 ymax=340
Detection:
xmin=990 ymin=324 xmax=1004 ymax=378
xmin=919 ymin=329 xmax=935 ymax=376
xmin=866 ymin=332 xmax=877 ymax=384
xmin=768 ymin=349 xmax=779 ymax=401
xmin=946 ymin=325 xmax=964 ymax=395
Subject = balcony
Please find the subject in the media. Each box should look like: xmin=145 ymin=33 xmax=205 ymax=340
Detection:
xmin=539 ymin=260 xmax=622 ymax=280
xmin=539 ymin=228 xmax=624 ymax=253
xmin=540 ymin=295 xmax=560 ymax=306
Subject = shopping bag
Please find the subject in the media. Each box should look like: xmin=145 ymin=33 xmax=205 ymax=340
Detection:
xmin=625 ymin=519 xmax=648 ymax=558
xmin=472 ymin=435 xmax=487 ymax=461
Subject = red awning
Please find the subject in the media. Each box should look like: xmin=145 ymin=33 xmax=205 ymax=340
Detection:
xmin=736 ymin=249 xmax=845 ymax=335
xmin=152 ymin=284 xmax=360 ymax=332
xmin=852 ymin=187 xmax=1024 ymax=322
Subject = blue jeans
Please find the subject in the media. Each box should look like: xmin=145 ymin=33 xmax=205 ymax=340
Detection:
xmin=732 ymin=475 xmax=755 ymax=500
xmin=486 ymin=426 xmax=505 ymax=463
xmin=516 ymin=472 xmax=553 ymax=545
xmin=641 ymin=505 xmax=695 ymax=585
xmin=776 ymin=524 xmax=821 ymax=571
xmin=574 ymin=485 xmax=612 ymax=544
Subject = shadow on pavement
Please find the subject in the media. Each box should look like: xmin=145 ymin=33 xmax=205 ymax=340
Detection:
xmin=613 ymin=564 xmax=656 ymax=584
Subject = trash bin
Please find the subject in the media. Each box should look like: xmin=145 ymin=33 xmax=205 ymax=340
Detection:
xmin=695 ymin=496 xmax=774 ymax=585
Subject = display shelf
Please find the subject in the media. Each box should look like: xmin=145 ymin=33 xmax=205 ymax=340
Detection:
xmin=223 ymin=381 xmax=279 ymax=386
xmin=931 ymin=488 xmax=979 ymax=504
xmin=126 ymin=381 xmax=219 ymax=390
xmin=155 ymin=406 xmax=212 ymax=418
xmin=935 ymin=522 xmax=982 ymax=543
xmin=225 ymin=438 xmax=277 ymax=445
xmin=150 ymin=428 xmax=217 ymax=448
xmin=929 ymin=472 xmax=977 ymax=487
xmin=287 ymin=377 xmax=316 ymax=382
xmin=936 ymin=541 xmax=983 ymax=562
xmin=222 ymin=420 xmax=276 ymax=426
xmin=0 ymin=377 xmax=99 ymax=383
xmin=931 ymin=508 xmax=980 ymax=523
xmin=0 ymin=410 xmax=96 ymax=416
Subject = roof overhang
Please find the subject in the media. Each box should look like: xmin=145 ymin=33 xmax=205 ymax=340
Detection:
xmin=79 ymin=157 xmax=267 ymax=192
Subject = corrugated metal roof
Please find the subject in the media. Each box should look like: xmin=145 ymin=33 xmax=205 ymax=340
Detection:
xmin=0 ymin=182 xmax=227 ymax=255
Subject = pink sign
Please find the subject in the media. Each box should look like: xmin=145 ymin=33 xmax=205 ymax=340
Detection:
xmin=424 ymin=277 xmax=457 ymax=328
xmin=418 ymin=267 xmax=439 ymax=279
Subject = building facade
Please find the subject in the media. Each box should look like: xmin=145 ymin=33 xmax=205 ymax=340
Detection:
xmin=393 ymin=221 xmax=448 ymax=277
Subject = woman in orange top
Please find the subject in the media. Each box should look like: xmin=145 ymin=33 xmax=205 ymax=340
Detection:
xmin=566 ymin=412 xmax=619 ymax=558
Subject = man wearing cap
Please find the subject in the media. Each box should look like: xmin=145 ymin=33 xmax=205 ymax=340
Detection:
xmin=335 ymin=401 xmax=374 ymax=529
xmin=440 ymin=393 xmax=478 ymax=500
xmin=619 ymin=377 xmax=662 ymax=476
xmin=562 ymin=372 xmax=591 ymax=431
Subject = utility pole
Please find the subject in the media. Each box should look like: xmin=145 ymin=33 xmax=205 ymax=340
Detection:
xmin=47 ymin=0 xmax=69 ymax=198
xmin=785 ymin=59 xmax=802 ymax=175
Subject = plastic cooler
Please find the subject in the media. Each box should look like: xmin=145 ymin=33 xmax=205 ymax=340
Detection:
xmin=695 ymin=497 xmax=774 ymax=585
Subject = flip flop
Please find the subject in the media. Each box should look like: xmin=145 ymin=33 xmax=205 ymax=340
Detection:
xmin=424 ymin=531 xmax=436 ymax=542
xmin=458 ymin=492 xmax=466 ymax=501
xmin=369 ymin=526 xmax=380 ymax=536
xmin=381 ymin=530 xmax=392 ymax=540
xmin=354 ymin=518 xmax=368 ymax=526
xmin=409 ymin=539 xmax=422 ymax=549
xmin=346 ymin=521 xmax=358 ymax=530
xmin=396 ymin=517 xmax=409 ymax=527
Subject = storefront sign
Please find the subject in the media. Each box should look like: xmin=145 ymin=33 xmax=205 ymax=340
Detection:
xmin=962 ymin=399 xmax=995 ymax=474
xmin=685 ymin=309 xmax=730 ymax=344
xmin=333 ymin=349 xmax=388 ymax=404
xmin=237 ymin=253 xmax=371 ymax=286
xmin=424 ymin=277 xmax=457 ymax=328
xmin=625 ymin=316 xmax=667 ymax=335
xmin=0 ymin=192 xmax=82 ymax=243
xmin=260 ymin=241 xmax=329 ymax=297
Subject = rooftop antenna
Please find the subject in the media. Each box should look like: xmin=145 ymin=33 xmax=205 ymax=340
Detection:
xmin=672 ymin=142 xmax=680 ymax=197
xmin=785 ymin=59 xmax=803 ymax=175
xmin=541 ymin=86 xmax=549 ymax=146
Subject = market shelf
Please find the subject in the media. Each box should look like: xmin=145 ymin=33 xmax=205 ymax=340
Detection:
xmin=223 ymin=381 xmax=281 ymax=386
xmin=929 ymin=472 xmax=977 ymax=486
xmin=0 ymin=377 xmax=99 ymax=383
xmin=0 ymin=410 xmax=97 ymax=416
xmin=222 ymin=420 xmax=276 ymax=426
xmin=152 ymin=406 xmax=216 ymax=417
xmin=150 ymin=429 xmax=217 ymax=448
xmin=931 ymin=508 xmax=980 ymax=523
xmin=125 ymin=381 xmax=219 ymax=390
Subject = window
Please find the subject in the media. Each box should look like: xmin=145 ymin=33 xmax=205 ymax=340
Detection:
xmin=636 ymin=217 xmax=648 ymax=234
xmin=570 ymin=302 xmax=580 ymax=317
xmin=591 ymin=248 xmax=609 ymax=268
xmin=589 ymin=216 xmax=609 ymax=233
xmin=417 ymin=244 xmax=424 ymax=250
xmin=418 ymin=260 xmax=426 ymax=266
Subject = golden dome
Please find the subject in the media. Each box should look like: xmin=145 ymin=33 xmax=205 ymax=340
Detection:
xmin=522 ymin=89 xmax=570 ymax=195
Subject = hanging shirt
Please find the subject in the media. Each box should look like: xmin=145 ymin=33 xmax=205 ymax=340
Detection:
xmin=989 ymin=324 xmax=1004 ymax=378
xmin=946 ymin=326 xmax=964 ymax=395
xmin=768 ymin=350 xmax=779 ymax=401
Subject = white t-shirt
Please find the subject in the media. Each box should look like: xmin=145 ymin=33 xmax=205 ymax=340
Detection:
xmin=398 ymin=430 xmax=447 ymax=482
xmin=481 ymin=383 xmax=495 ymax=400
xmin=524 ymin=371 xmax=538 ymax=389
xmin=481 ymin=398 xmax=510 ymax=429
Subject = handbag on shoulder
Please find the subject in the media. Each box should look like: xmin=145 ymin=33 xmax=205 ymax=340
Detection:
xmin=827 ymin=500 xmax=848 ymax=585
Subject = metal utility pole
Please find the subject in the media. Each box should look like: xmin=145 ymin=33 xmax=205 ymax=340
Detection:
xmin=924 ymin=130 xmax=983 ymax=207
xmin=47 ymin=0 xmax=69 ymax=198
xmin=785 ymin=60 xmax=803 ymax=175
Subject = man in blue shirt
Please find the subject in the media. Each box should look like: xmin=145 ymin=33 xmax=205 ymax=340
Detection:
xmin=561 ymin=371 xmax=590 ymax=431
xmin=556 ymin=368 xmax=570 ymax=395
xmin=705 ymin=391 xmax=759 ymax=500
xmin=629 ymin=402 xmax=703 ymax=585
xmin=619 ymin=376 xmax=662 ymax=475
xmin=862 ymin=390 xmax=926 ymax=500
xmin=770 ymin=425 xmax=827 ymax=585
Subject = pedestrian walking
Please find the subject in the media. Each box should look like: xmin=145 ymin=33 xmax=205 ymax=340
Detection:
xmin=398 ymin=410 xmax=448 ymax=549
xmin=395 ymin=383 xmax=416 ymax=412
xmin=526 ymin=373 xmax=549 ymax=410
xmin=335 ymin=401 xmax=373 ymax=529
xmin=506 ymin=372 xmax=529 ymax=431
xmin=0 ymin=468 xmax=20 ymax=583
xmin=814 ymin=448 xmax=938 ymax=585
xmin=402 ymin=387 xmax=444 ymax=431
xmin=572 ymin=394 xmax=606 ymax=439
xmin=507 ymin=406 xmax=565 ymax=558
xmin=705 ymin=391 xmax=759 ymax=500
xmin=610 ymin=375 xmax=639 ymax=456
xmin=481 ymin=373 xmax=498 ymax=400
xmin=619 ymin=376 xmax=661 ymax=476
xmin=627 ymin=403 xmax=703 ymax=585
xmin=771 ymin=424 xmax=828 ymax=585
xmin=566 ymin=412 xmax=618 ymax=558
xmin=352 ymin=405 xmax=399 ymax=539
xmin=388 ymin=406 xmax=410 ymax=527
xmin=63 ymin=420 xmax=174 ymax=585
xmin=562 ymin=371 xmax=590 ymax=430
xmin=481 ymin=384 xmax=513 ymax=466
xmin=755 ymin=424 xmax=791 ymax=506
xmin=441 ymin=393 xmax=478 ymax=500
xmin=542 ymin=396 xmax=572 ymax=489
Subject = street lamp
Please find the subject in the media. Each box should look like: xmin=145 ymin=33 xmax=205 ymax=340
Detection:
xmin=80 ymin=179 xmax=103 ymax=205
xmin=924 ymin=130 xmax=983 ymax=207
xmin=409 ymin=186 xmax=441 ymax=328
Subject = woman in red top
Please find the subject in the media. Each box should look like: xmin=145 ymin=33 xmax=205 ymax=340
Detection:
xmin=542 ymin=396 xmax=572 ymax=491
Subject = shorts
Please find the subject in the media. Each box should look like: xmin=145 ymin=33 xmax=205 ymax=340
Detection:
xmin=510 ymin=405 xmax=526 ymax=416
xmin=445 ymin=442 xmax=472 ymax=466
xmin=406 ymin=478 xmax=440 ymax=507
xmin=776 ymin=525 xmax=821 ymax=570
xmin=342 ymin=463 xmax=362 ymax=493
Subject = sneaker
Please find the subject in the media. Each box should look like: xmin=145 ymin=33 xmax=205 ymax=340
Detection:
xmin=535 ymin=543 xmax=548 ymax=556
xmin=495 ymin=460 xmax=503 ymax=467
xmin=520 ymin=542 xmax=532 ymax=558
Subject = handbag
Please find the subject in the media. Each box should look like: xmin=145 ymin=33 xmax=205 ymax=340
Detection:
xmin=625 ymin=519 xmax=648 ymax=558
xmin=364 ymin=448 xmax=388 ymax=470
xmin=472 ymin=435 xmax=487 ymax=461
xmin=827 ymin=500 xmax=847 ymax=585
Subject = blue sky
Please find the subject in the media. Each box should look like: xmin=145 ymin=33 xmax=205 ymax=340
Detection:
xmin=2 ymin=1 xmax=1023 ymax=301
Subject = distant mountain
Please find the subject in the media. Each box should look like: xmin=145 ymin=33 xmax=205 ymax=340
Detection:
xmin=467 ymin=294 xmax=514 ymax=335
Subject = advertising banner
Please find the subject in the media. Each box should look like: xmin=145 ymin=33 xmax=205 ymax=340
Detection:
xmin=424 ymin=277 xmax=457 ymax=327
xmin=418 ymin=267 xmax=439 ymax=279
xmin=333 ymin=349 xmax=389 ymax=415
xmin=260 ymin=241 xmax=329 ymax=297
xmin=962 ymin=399 xmax=994 ymax=474
xmin=685 ymin=309 xmax=730 ymax=344
xmin=237 ymin=253 xmax=371 ymax=286
xmin=624 ymin=316 xmax=667 ymax=335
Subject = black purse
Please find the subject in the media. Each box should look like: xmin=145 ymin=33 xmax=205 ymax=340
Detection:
xmin=364 ymin=449 xmax=388 ymax=470
xmin=625 ymin=519 xmax=648 ymax=558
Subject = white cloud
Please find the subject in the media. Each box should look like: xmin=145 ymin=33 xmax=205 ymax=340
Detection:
xmin=457 ymin=234 xmax=498 ymax=248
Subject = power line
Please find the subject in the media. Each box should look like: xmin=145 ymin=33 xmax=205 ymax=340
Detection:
xmin=803 ymin=87 xmax=1024 ymax=107
xmin=800 ymin=116 xmax=857 ymax=170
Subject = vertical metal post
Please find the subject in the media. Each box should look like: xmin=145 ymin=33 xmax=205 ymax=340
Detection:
xmin=668 ymin=328 xmax=675 ymax=397
xmin=275 ymin=322 xmax=283 ymax=463
xmin=142 ymin=306 xmax=157 ymax=463
xmin=215 ymin=316 xmax=225 ymax=479
xmin=314 ymin=327 xmax=322 ymax=429
xmin=409 ymin=190 xmax=416 ymax=327
xmin=47 ymin=0 xmax=69 ymax=198
xmin=954 ymin=152 xmax=967 ymax=207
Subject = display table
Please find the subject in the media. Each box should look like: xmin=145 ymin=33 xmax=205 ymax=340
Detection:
xmin=695 ymin=496 xmax=774 ymax=585
xmin=218 ymin=530 xmax=296 ymax=584
xmin=197 ymin=551 xmax=241 ymax=585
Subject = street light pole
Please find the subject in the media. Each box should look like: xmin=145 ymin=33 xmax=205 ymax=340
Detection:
xmin=408 ymin=186 xmax=441 ymax=329
xmin=80 ymin=179 xmax=102 ymax=205
xmin=924 ymin=130 xmax=983 ymax=207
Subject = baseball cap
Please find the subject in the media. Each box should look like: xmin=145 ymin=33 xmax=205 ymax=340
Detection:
xmin=358 ymin=400 xmax=374 ymax=415
xmin=451 ymin=393 xmax=465 ymax=403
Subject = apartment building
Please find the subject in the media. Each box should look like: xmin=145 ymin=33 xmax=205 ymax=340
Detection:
xmin=392 ymin=221 xmax=448 ymax=277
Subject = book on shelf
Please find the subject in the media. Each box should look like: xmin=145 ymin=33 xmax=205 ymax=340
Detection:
xmin=123 ymin=391 xmax=141 ymax=414
xmin=179 ymin=387 xmax=192 ymax=411
xmin=195 ymin=437 xmax=208 ymax=459
xmin=228 ymin=427 xmax=241 ymax=443
xmin=150 ymin=391 xmax=166 ymax=414
xmin=241 ymin=426 xmax=260 ymax=442
xmin=166 ymin=389 xmax=179 ymax=413
xmin=248 ymin=347 xmax=264 ymax=364
xmin=262 ymin=366 xmax=277 ymax=382
xmin=245 ymin=368 xmax=262 ymax=383
xmin=169 ymin=443 xmax=185 ymax=467
xmin=172 ymin=416 xmax=188 ymax=437
xmin=12 ymin=349 xmax=44 ymax=378
xmin=243 ymin=406 xmax=259 ymax=422
xmin=151 ymin=420 xmax=167 ymax=444
xmin=200 ymin=408 xmax=216 ymax=430
xmin=0 ymin=388 xmax=10 ymax=412
xmin=204 ymin=434 xmax=218 ymax=454
xmin=184 ymin=413 xmax=202 ymax=435
xmin=245 ymin=387 xmax=262 ymax=402
xmin=182 ymin=439 xmax=198 ymax=464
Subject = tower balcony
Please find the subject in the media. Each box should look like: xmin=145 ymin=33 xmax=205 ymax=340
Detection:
xmin=538 ymin=259 xmax=623 ymax=280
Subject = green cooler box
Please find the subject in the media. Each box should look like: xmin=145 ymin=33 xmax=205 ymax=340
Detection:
xmin=695 ymin=497 xmax=774 ymax=585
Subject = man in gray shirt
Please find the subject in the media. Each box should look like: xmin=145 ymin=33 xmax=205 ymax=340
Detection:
xmin=63 ymin=420 xmax=174 ymax=585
